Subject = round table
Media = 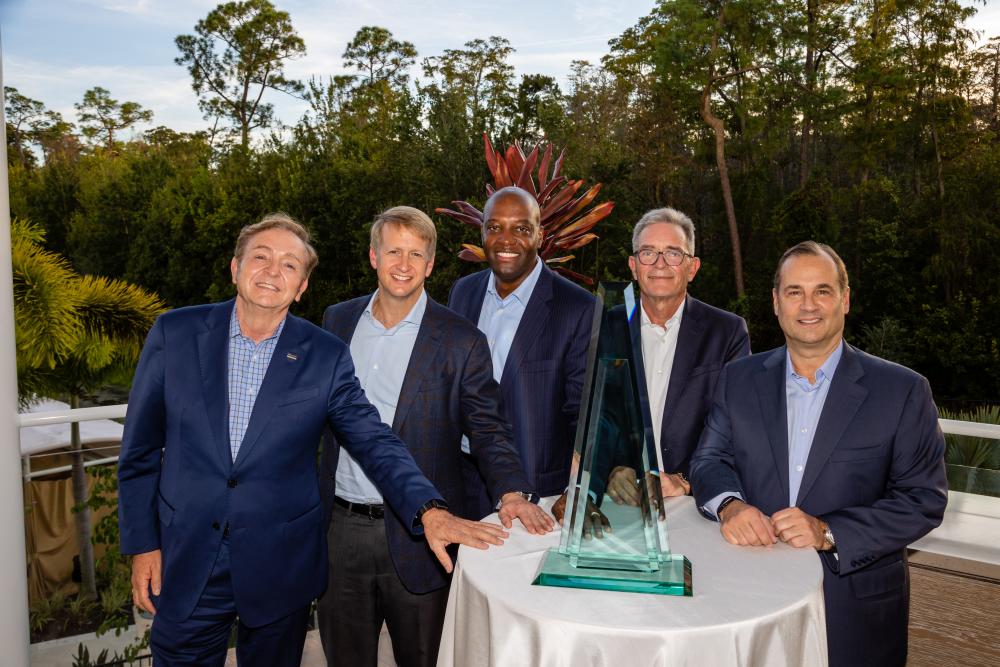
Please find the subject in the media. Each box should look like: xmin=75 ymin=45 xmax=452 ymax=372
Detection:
xmin=437 ymin=496 xmax=827 ymax=666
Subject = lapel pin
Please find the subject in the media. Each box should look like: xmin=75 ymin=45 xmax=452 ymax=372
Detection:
xmin=286 ymin=353 xmax=298 ymax=361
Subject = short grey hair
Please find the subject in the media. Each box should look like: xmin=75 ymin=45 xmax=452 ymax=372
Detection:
xmin=631 ymin=207 xmax=696 ymax=255
xmin=773 ymin=240 xmax=849 ymax=293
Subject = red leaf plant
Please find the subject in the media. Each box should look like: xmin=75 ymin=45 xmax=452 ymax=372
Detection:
xmin=436 ymin=133 xmax=614 ymax=285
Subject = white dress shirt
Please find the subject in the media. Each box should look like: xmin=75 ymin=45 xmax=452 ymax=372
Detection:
xmin=640 ymin=299 xmax=684 ymax=451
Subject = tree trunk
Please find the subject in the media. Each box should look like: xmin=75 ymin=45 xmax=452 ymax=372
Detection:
xmin=700 ymin=6 xmax=745 ymax=297
xmin=800 ymin=0 xmax=817 ymax=188
xmin=70 ymin=394 xmax=97 ymax=600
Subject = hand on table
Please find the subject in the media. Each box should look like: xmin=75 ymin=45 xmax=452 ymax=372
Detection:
xmin=422 ymin=508 xmax=509 ymax=573
xmin=607 ymin=466 xmax=642 ymax=506
xmin=499 ymin=493 xmax=555 ymax=535
xmin=771 ymin=507 xmax=829 ymax=550
xmin=551 ymin=492 xmax=612 ymax=539
xmin=719 ymin=500 xmax=776 ymax=547
xmin=131 ymin=549 xmax=162 ymax=615
xmin=658 ymin=472 xmax=690 ymax=498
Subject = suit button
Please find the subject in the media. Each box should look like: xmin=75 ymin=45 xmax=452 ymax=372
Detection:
xmin=228 ymin=479 xmax=237 ymax=488
xmin=212 ymin=521 xmax=220 ymax=530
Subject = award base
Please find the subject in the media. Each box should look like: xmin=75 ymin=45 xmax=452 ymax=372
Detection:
xmin=532 ymin=548 xmax=693 ymax=596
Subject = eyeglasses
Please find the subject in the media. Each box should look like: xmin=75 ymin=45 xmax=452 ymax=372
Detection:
xmin=634 ymin=248 xmax=692 ymax=266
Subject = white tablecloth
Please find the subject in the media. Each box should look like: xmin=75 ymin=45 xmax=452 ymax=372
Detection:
xmin=437 ymin=496 xmax=827 ymax=667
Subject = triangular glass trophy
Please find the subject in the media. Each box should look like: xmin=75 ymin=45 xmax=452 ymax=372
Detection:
xmin=533 ymin=282 xmax=692 ymax=595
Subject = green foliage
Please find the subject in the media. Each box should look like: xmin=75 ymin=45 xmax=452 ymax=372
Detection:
xmin=174 ymin=0 xmax=306 ymax=148
xmin=9 ymin=6 xmax=1000 ymax=404
xmin=74 ymin=87 xmax=154 ymax=150
xmin=29 ymin=589 xmax=66 ymax=634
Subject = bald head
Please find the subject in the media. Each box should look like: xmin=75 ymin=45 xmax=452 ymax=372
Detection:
xmin=483 ymin=187 xmax=541 ymax=232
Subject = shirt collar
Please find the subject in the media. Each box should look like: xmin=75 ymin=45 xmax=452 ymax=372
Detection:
xmin=640 ymin=296 xmax=685 ymax=330
xmin=364 ymin=288 xmax=428 ymax=328
xmin=230 ymin=306 xmax=286 ymax=342
xmin=486 ymin=256 xmax=544 ymax=306
xmin=786 ymin=339 xmax=844 ymax=388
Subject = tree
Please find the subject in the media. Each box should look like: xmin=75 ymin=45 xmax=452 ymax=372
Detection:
xmin=343 ymin=26 xmax=417 ymax=88
xmin=175 ymin=0 xmax=306 ymax=149
xmin=5 ymin=86 xmax=46 ymax=166
xmin=13 ymin=220 xmax=164 ymax=599
xmin=74 ymin=87 xmax=153 ymax=150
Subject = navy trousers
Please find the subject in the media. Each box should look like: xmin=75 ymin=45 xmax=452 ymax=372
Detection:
xmin=150 ymin=537 xmax=309 ymax=666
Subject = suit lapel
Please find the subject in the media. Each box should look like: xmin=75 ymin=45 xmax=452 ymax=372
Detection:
xmin=659 ymin=297 xmax=703 ymax=445
xmin=458 ymin=271 xmax=490 ymax=324
xmin=393 ymin=299 xmax=444 ymax=431
xmin=196 ymin=300 xmax=235 ymax=472
xmin=232 ymin=314 xmax=309 ymax=471
xmin=329 ymin=296 xmax=369 ymax=344
xmin=501 ymin=265 xmax=554 ymax=389
xmin=795 ymin=343 xmax=868 ymax=505
xmin=755 ymin=347 xmax=790 ymax=499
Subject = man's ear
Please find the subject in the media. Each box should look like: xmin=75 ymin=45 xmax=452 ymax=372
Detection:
xmin=230 ymin=257 xmax=239 ymax=284
xmin=295 ymin=278 xmax=309 ymax=302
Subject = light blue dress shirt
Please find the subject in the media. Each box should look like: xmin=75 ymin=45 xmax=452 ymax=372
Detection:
xmin=460 ymin=257 xmax=544 ymax=454
xmin=785 ymin=341 xmax=843 ymax=505
xmin=228 ymin=309 xmax=285 ymax=462
xmin=704 ymin=341 xmax=844 ymax=517
xmin=335 ymin=289 xmax=427 ymax=504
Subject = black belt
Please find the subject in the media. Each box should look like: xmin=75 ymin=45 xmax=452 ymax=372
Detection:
xmin=334 ymin=495 xmax=384 ymax=519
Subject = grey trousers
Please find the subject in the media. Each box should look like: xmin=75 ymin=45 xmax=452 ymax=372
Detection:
xmin=316 ymin=502 xmax=449 ymax=667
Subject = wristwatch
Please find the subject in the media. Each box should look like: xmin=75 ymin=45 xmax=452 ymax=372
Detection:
xmin=496 ymin=491 xmax=536 ymax=510
xmin=716 ymin=495 xmax=741 ymax=519
xmin=822 ymin=524 xmax=836 ymax=551
xmin=415 ymin=499 xmax=449 ymax=526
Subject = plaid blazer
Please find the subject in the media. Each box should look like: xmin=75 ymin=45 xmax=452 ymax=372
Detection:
xmin=319 ymin=294 xmax=530 ymax=594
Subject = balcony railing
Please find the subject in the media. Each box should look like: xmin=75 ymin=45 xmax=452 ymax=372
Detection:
xmin=18 ymin=404 xmax=1000 ymax=567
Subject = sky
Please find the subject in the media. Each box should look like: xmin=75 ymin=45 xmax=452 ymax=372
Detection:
xmin=1 ymin=0 xmax=998 ymax=140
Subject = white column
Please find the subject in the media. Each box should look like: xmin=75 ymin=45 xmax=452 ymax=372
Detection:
xmin=0 ymin=41 xmax=33 ymax=665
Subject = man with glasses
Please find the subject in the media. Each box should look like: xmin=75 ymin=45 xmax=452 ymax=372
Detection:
xmin=554 ymin=207 xmax=749 ymax=524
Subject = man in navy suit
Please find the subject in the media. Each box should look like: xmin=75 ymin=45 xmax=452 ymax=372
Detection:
xmin=316 ymin=206 xmax=553 ymax=667
xmin=689 ymin=241 xmax=947 ymax=667
xmin=449 ymin=187 xmax=596 ymax=519
xmin=118 ymin=213 xmax=508 ymax=667
xmin=553 ymin=207 xmax=749 ymax=526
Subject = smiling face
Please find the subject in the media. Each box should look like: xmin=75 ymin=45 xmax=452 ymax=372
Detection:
xmin=628 ymin=222 xmax=700 ymax=305
xmin=230 ymin=227 xmax=310 ymax=315
xmin=773 ymin=252 xmax=850 ymax=358
xmin=370 ymin=222 xmax=434 ymax=306
xmin=482 ymin=192 xmax=542 ymax=297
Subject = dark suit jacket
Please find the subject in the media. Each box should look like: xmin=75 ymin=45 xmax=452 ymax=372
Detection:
xmin=320 ymin=294 xmax=532 ymax=594
xmin=590 ymin=295 xmax=749 ymax=500
xmin=117 ymin=300 xmax=440 ymax=627
xmin=449 ymin=265 xmax=596 ymax=517
xmin=689 ymin=343 xmax=947 ymax=667
xmin=633 ymin=295 xmax=749 ymax=475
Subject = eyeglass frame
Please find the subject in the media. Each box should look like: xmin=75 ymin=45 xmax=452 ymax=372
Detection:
xmin=633 ymin=247 xmax=694 ymax=266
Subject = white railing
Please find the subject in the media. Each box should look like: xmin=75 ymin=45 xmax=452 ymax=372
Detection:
xmin=17 ymin=406 xmax=1000 ymax=567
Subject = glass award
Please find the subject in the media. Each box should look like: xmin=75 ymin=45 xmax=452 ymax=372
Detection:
xmin=533 ymin=282 xmax=692 ymax=595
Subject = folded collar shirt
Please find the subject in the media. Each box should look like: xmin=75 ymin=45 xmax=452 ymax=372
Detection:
xmin=336 ymin=289 xmax=427 ymax=505
xmin=640 ymin=299 xmax=685 ymax=453
xmin=785 ymin=341 xmax=843 ymax=505
xmin=228 ymin=308 xmax=286 ymax=462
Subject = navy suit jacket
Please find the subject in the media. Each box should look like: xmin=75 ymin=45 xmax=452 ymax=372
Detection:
xmin=690 ymin=343 xmax=947 ymax=667
xmin=633 ymin=295 xmax=749 ymax=475
xmin=320 ymin=294 xmax=532 ymax=594
xmin=449 ymin=265 xmax=595 ymax=517
xmin=117 ymin=300 xmax=441 ymax=627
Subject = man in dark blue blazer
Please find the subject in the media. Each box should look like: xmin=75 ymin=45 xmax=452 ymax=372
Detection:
xmin=316 ymin=207 xmax=552 ymax=667
xmin=448 ymin=186 xmax=596 ymax=519
xmin=690 ymin=241 xmax=947 ymax=667
xmin=118 ymin=214 xmax=508 ymax=667
xmin=553 ymin=207 xmax=749 ymax=527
